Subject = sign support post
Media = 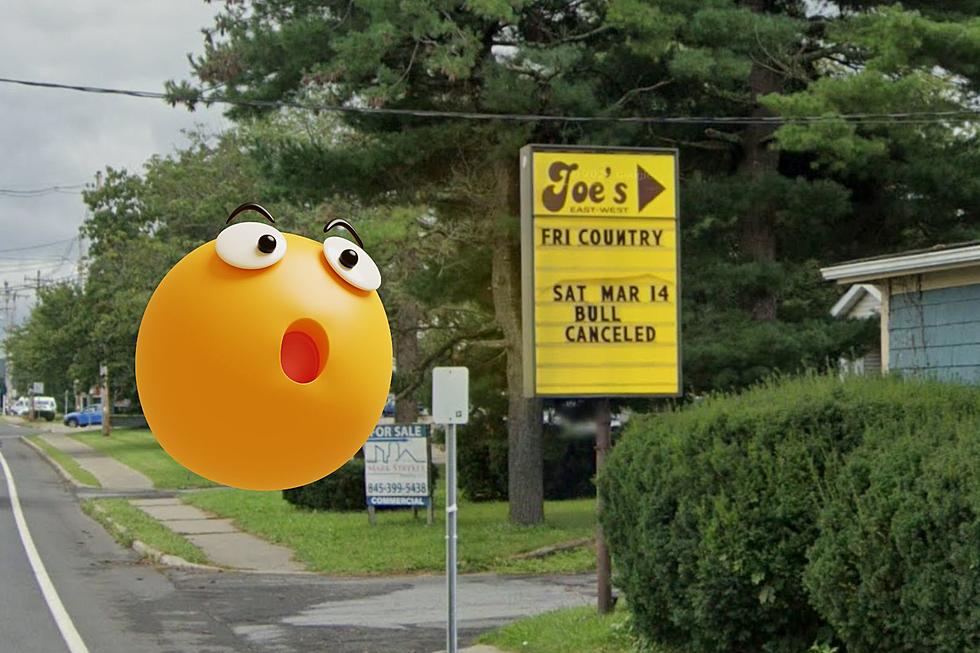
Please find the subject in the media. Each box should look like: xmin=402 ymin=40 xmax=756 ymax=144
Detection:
xmin=432 ymin=367 xmax=469 ymax=653
xmin=594 ymin=397 xmax=613 ymax=614
xmin=426 ymin=438 xmax=435 ymax=526
xmin=445 ymin=419 xmax=458 ymax=653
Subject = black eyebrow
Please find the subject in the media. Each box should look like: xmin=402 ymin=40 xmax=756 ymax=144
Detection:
xmin=227 ymin=202 xmax=276 ymax=224
xmin=323 ymin=219 xmax=364 ymax=248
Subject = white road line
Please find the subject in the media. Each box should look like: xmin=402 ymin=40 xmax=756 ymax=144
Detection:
xmin=0 ymin=449 xmax=91 ymax=653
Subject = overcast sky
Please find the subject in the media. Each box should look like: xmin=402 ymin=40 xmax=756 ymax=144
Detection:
xmin=0 ymin=1 xmax=227 ymax=324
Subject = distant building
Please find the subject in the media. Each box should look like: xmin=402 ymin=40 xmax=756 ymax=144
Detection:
xmin=829 ymin=284 xmax=882 ymax=376
xmin=822 ymin=242 xmax=980 ymax=383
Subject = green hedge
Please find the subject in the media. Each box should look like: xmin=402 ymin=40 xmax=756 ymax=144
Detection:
xmin=599 ymin=375 xmax=980 ymax=653
xmin=283 ymin=458 xmax=440 ymax=512
xmin=806 ymin=418 xmax=980 ymax=652
xmin=459 ymin=422 xmax=599 ymax=502
xmin=458 ymin=411 xmax=509 ymax=501
xmin=283 ymin=458 xmax=367 ymax=511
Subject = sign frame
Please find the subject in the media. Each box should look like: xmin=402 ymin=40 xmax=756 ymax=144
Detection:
xmin=520 ymin=144 xmax=682 ymax=398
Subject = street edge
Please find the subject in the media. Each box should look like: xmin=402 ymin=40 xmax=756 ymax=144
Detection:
xmin=86 ymin=501 xmax=224 ymax=573
xmin=21 ymin=435 xmax=86 ymax=489
xmin=20 ymin=436 xmax=224 ymax=573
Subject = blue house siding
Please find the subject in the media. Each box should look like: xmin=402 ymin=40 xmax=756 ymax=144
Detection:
xmin=889 ymin=284 xmax=980 ymax=383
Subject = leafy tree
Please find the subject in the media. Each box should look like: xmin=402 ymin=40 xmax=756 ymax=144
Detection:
xmin=71 ymin=130 xmax=293 ymax=407
xmin=5 ymin=283 xmax=90 ymax=408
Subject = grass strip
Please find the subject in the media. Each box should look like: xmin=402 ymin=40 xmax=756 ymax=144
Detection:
xmin=28 ymin=435 xmax=101 ymax=487
xmin=477 ymin=605 xmax=657 ymax=653
xmin=72 ymin=429 xmax=215 ymax=489
xmin=183 ymin=488 xmax=597 ymax=576
xmin=82 ymin=498 xmax=210 ymax=565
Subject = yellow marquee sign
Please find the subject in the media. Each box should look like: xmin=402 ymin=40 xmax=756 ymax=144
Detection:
xmin=520 ymin=145 xmax=681 ymax=397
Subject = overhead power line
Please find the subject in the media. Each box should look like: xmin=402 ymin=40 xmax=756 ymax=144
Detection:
xmin=0 ymin=237 xmax=77 ymax=254
xmin=0 ymin=76 xmax=977 ymax=126
xmin=0 ymin=183 xmax=86 ymax=197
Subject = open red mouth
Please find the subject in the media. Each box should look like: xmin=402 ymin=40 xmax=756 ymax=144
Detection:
xmin=280 ymin=319 xmax=329 ymax=384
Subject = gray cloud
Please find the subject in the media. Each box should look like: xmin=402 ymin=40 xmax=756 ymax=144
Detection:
xmin=0 ymin=0 xmax=227 ymax=322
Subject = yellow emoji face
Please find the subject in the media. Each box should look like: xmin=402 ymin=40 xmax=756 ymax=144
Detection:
xmin=135 ymin=203 xmax=392 ymax=490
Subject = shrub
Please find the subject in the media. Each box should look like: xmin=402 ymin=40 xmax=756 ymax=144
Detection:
xmin=283 ymin=458 xmax=366 ymax=511
xmin=599 ymin=374 xmax=980 ymax=653
xmin=284 ymin=457 xmax=441 ymax=512
xmin=543 ymin=430 xmax=597 ymax=500
xmin=805 ymin=418 xmax=980 ymax=653
xmin=459 ymin=421 xmax=601 ymax=502
xmin=458 ymin=411 xmax=509 ymax=501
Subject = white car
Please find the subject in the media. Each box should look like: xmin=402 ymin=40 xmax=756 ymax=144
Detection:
xmin=10 ymin=396 xmax=57 ymax=421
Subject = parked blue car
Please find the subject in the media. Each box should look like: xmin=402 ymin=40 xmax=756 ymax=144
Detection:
xmin=63 ymin=405 xmax=103 ymax=427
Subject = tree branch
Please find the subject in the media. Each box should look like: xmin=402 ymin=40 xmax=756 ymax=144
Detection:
xmin=613 ymin=79 xmax=673 ymax=109
xmin=394 ymin=327 xmax=501 ymax=400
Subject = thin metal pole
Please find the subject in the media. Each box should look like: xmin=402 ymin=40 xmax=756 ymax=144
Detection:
xmin=445 ymin=422 xmax=458 ymax=653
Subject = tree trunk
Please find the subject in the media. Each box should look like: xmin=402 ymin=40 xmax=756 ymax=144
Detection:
xmin=739 ymin=0 xmax=781 ymax=321
xmin=486 ymin=157 xmax=543 ymax=524
xmin=492 ymin=234 xmax=544 ymax=525
xmin=394 ymin=298 xmax=421 ymax=423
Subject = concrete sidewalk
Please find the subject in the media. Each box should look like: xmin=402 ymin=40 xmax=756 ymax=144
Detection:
xmin=25 ymin=430 xmax=306 ymax=572
xmin=38 ymin=433 xmax=154 ymax=491
xmin=130 ymin=497 xmax=305 ymax=572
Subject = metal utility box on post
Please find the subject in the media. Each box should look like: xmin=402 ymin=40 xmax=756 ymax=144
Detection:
xmin=432 ymin=366 xmax=468 ymax=653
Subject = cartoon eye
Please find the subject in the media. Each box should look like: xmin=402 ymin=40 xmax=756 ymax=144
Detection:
xmin=323 ymin=237 xmax=381 ymax=291
xmin=215 ymin=222 xmax=287 ymax=269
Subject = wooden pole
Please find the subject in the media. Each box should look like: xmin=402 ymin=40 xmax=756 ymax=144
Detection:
xmin=101 ymin=363 xmax=112 ymax=437
xmin=595 ymin=397 xmax=614 ymax=614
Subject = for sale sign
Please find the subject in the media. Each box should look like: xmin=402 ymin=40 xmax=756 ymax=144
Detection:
xmin=363 ymin=423 xmax=431 ymax=507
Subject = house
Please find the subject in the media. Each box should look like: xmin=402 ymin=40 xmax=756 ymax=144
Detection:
xmin=821 ymin=241 xmax=980 ymax=383
xmin=829 ymin=284 xmax=882 ymax=376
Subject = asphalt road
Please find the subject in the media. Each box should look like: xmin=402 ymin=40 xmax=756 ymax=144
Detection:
xmin=0 ymin=421 xmax=595 ymax=653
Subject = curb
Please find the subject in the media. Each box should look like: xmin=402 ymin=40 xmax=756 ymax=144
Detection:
xmin=87 ymin=501 xmax=224 ymax=573
xmin=20 ymin=435 xmax=88 ymax=489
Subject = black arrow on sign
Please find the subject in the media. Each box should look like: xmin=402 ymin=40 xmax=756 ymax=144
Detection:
xmin=637 ymin=165 xmax=666 ymax=212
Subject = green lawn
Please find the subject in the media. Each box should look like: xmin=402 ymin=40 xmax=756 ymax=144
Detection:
xmin=183 ymin=487 xmax=597 ymax=575
xmin=477 ymin=605 xmax=657 ymax=653
xmin=82 ymin=499 xmax=210 ymax=565
xmin=72 ymin=429 xmax=215 ymax=489
xmin=27 ymin=436 xmax=101 ymax=487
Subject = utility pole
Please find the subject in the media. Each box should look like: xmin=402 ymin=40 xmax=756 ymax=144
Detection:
xmin=25 ymin=271 xmax=44 ymax=423
xmin=101 ymin=362 xmax=111 ymax=436
xmin=2 ymin=281 xmax=12 ymax=414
